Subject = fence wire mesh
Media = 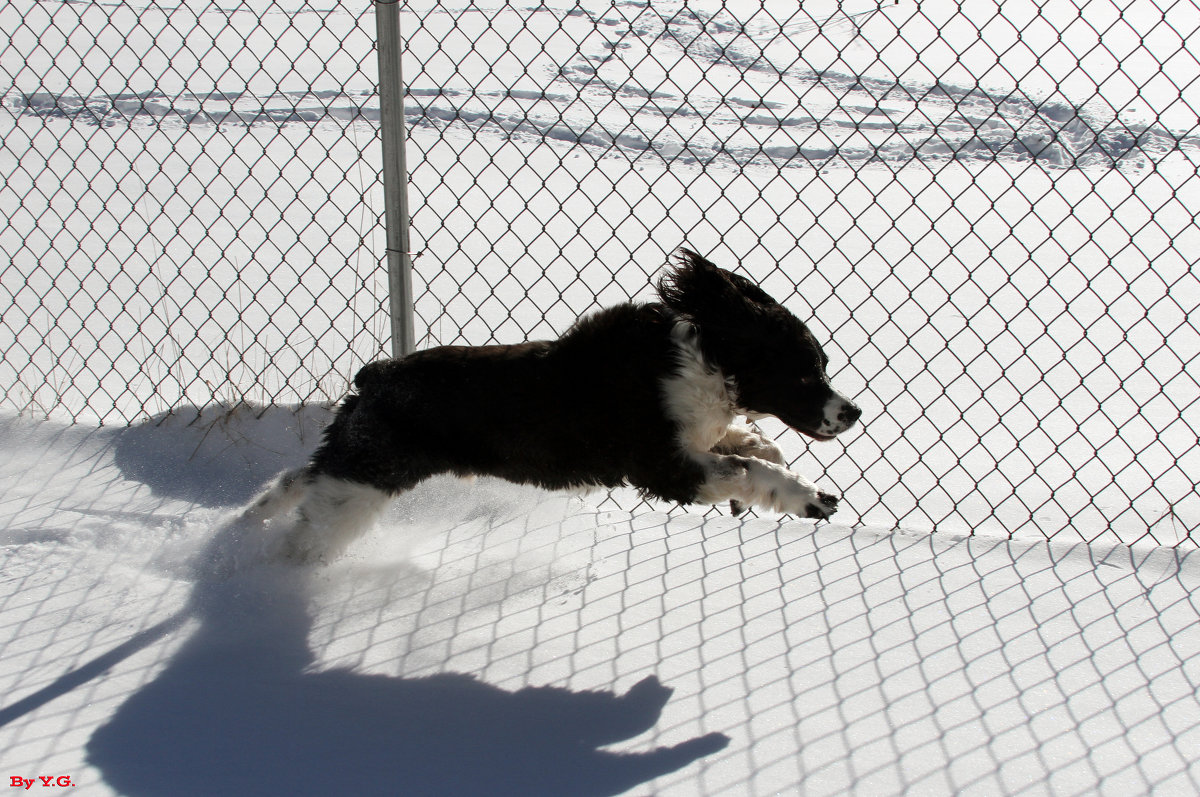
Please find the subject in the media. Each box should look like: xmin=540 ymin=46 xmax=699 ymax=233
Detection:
xmin=0 ymin=0 xmax=392 ymax=420
xmin=1 ymin=0 xmax=1198 ymax=547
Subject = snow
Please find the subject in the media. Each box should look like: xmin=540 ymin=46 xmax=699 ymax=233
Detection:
xmin=2 ymin=0 xmax=1200 ymax=792
xmin=2 ymin=408 xmax=1199 ymax=795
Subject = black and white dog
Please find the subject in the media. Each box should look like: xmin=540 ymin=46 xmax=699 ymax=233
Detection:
xmin=242 ymin=249 xmax=861 ymax=564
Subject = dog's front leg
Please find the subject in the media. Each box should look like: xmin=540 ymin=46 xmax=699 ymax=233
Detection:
xmin=693 ymin=452 xmax=838 ymax=520
xmin=710 ymin=423 xmax=785 ymax=515
xmin=711 ymin=422 xmax=785 ymax=464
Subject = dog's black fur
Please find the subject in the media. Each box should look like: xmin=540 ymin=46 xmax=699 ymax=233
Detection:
xmin=243 ymin=249 xmax=861 ymax=564
xmin=315 ymin=300 xmax=697 ymax=501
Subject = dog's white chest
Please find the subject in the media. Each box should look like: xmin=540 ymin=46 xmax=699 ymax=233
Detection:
xmin=662 ymin=322 xmax=737 ymax=454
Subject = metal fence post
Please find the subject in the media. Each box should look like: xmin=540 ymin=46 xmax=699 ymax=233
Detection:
xmin=375 ymin=0 xmax=416 ymax=358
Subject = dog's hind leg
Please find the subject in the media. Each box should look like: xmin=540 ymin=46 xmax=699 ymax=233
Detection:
xmin=201 ymin=467 xmax=314 ymax=578
xmin=277 ymin=475 xmax=393 ymax=565
xmin=240 ymin=466 xmax=312 ymax=524
xmin=693 ymin=453 xmax=838 ymax=520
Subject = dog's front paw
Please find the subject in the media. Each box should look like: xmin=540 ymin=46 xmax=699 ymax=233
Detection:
xmin=805 ymin=490 xmax=839 ymax=520
xmin=770 ymin=473 xmax=838 ymax=520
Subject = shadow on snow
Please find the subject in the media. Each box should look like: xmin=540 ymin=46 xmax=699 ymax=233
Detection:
xmin=83 ymin=406 xmax=728 ymax=796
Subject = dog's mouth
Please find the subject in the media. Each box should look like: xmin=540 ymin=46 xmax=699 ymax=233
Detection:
xmin=773 ymin=412 xmax=840 ymax=442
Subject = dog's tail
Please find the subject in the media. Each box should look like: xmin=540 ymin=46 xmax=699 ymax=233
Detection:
xmin=240 ymin=465 xmax=312 ymax=524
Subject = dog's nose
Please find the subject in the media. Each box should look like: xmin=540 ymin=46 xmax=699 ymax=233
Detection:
xmin=840 ymin=402 xmax=862 ymax=426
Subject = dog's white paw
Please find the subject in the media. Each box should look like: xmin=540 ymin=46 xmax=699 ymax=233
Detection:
xmin=701 ymin=456 xmax=839 ymax=520
xmin=742 ymin=435 xmax=785 ymax=466
xmin=761 ymin=470 xmax=839 ymax=520
xmin=806 ymin=490 xmax=840 ymax=520
xmin=712 ymin=425 xmax=786 ymax=466
xmin=779 ymin=483 xmax=839 ymax=519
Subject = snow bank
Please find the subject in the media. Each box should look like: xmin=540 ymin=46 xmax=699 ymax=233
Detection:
xmin=1 ymin=408 xmax=1198 ymax=795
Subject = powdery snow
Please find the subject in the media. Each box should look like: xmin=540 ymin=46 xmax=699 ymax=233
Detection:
xmin=1 ymin=407 xmax=1198 ymax=795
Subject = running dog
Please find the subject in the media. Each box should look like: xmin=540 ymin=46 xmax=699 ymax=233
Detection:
xmin=241 ymin=248 xmax=861 ymax=564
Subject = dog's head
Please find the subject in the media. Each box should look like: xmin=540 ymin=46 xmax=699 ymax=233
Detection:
xmin=659 ymin=249 xmax=861 ymax=441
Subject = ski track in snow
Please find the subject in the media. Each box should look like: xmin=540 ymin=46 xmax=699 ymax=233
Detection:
xmin=5 ymin=0 xmax=1197 ymax=170
xmin=9 ymin=77 xmax=1195 ymax=170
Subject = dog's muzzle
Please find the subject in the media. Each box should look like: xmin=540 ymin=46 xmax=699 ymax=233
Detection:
xmin=817 ymin=393 xmax=861 ymax=439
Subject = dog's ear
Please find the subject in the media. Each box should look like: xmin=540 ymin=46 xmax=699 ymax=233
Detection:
xmin=658 ymin=248 xmax=779 ymax=318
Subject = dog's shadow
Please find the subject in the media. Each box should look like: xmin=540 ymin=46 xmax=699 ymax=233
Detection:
xmin=87 ymin=408 xmax=728 ymax=796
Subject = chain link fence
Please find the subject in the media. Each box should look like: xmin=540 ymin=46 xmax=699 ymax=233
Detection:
xmin=0 ymin=0 xmax=393 ymax=421
xmin=1 ymin=0 xmax=1198 ymax=546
